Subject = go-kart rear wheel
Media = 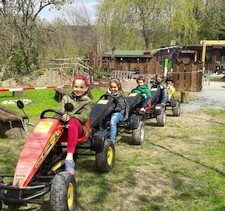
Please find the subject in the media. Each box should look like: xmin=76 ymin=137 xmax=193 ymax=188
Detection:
xmin=156 ymin=110 xmax=166 ymax=127
xmin=96 ymin=139 xmax=115 ymax=173
xmin=172 ymin=102 xmax=181 ymax=116
xmin=50 ymin=172 xmax=77 ymax=211
xmin=132 ymin=121 xmax=145 ymax=145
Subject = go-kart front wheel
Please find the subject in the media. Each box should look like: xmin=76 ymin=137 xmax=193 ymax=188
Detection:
xmin=95 ymin=139 xmax=115 ymax=173
xmin=156 ymin=110 xmax=166 ymax=127
xmin=132 ymin=120 xmax=145 ymax=145
xmin=172 ymin=102 xmax=181 ymax=116
xmin=50 ymin=172 xmax=77 ymax=211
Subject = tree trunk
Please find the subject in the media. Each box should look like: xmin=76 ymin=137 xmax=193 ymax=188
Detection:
xmin=0 ymin=54 xmax=14 ymax=80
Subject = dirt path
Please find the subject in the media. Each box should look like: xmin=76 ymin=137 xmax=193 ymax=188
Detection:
xmin=182 ymin=74 xmax=225 ymax=111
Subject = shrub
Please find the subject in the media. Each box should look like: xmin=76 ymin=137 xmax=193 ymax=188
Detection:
xmin=95 ymin=71 xmax=111 ymax=78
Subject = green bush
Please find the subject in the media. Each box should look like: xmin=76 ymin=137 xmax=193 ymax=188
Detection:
xmin=35 ymin=69 xmax=45 ymax=76
xmin=95 ymin=71 xmax=111 ymax=78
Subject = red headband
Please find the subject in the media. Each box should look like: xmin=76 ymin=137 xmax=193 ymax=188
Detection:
xmin=73 ymin=75 xmax=88 ymax=84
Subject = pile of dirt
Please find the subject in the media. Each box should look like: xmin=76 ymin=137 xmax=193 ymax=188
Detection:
xmin=0 ymin=70 xmax=72 ymax=88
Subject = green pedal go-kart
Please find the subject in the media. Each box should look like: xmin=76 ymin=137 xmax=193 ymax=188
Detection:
xmin=0 ymin=97 xmax=116 ymax=211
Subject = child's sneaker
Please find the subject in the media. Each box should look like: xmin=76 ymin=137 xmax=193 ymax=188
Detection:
xmin=65 ymin=159 xmax=75 ymax=174
xmin=111 ymin=140 xmax=116 ymax=145
xmin=139 ymin=107 xmax=146 ymax=114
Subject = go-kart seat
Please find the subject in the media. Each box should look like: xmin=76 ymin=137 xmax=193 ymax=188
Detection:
xmin=58 ymin=118 xmax=91 ymax=143
xmin=77 ymin=118 xmax=91 ymax=143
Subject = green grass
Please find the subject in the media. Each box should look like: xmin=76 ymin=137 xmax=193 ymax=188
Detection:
xmin=0 ymin=89 xmax=225 ymax=210
xmin=0 ymin=88 xmax=105 ymax=118
xmin=0 ymin=88 xmax=105 ymax=175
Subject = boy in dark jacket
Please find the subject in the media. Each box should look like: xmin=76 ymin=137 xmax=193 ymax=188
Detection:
xmin=151 ymin=74 xmax=168 ymax=105
xmin=131 ymin=76 xmax=152 ymax=113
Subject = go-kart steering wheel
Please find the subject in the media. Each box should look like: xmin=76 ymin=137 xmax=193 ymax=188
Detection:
xmin=40 ymin=109 xmax=64 ymax=119
xmin=99 ymin=93 xmax=117 ymax=101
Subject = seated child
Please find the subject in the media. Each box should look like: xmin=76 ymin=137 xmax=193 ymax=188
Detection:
xmin=166 ymin=77 xmax=175 ymax=101
xmin=151 ymin=74 xmax=168 ymax=105
xmin=104 ymin=78 xmax=126 ymax=143
xmin=56 ymin=75 xmax=93 ymax=174
xmin=131 ymin=76 xmax=152 ymax=113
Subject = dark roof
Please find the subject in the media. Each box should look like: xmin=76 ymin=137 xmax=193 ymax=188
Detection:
xmin=103 ymin=49 xmax=158 ymax=58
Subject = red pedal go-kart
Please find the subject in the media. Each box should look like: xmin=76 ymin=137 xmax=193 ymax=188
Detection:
xmin=0 ymin=98 xmax=116 ymax=210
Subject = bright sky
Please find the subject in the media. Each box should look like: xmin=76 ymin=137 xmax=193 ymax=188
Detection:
xmin=39 ymin=0 xmax=97 ymax=23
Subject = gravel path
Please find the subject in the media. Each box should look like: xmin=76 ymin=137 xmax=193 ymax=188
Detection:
xmin=182 ymin=75 xmax=225 ymax=112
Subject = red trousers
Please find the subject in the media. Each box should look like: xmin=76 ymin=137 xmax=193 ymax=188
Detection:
xmin=67 ymin=118 xmax=83 ymax=153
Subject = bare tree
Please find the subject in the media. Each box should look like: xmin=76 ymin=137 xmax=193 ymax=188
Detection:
xmin=0 ymin=0 xmax=70 ymax=80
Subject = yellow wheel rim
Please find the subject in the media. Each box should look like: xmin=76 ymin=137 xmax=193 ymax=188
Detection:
xmin=107 ymin=146 xmax=113 ymax=165
xmin=67 ymin=183 xmax=74 ymax=209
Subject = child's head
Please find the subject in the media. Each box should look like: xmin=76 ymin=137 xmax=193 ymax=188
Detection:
xmin=155 ymin=74 xmax=163 ymax=82
xmin=108 ymin=78 xmax=124 ymax=96
xmin=72 ymin=75 xmax=93 ymax=99
xmin=166 ymin=77 xmax=173 ymax=85
xmin=136 ymin=76 xmax=145 ymax=86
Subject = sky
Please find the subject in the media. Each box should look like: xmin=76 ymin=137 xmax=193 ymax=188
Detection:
xmin=39 ymin=0 xmax=97 ymax=23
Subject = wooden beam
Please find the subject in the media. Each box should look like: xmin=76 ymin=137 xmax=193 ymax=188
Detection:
xmin=200 ymin=40 xmax=225 ymax=45
xmin=201 ymin=40 xmax=207 ymax=81
xmin=200 ymin=40 xmax=225 ymax=83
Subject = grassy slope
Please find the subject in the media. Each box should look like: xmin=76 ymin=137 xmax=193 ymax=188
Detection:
xmin=0 ymin=89 xmax=225 ymax=210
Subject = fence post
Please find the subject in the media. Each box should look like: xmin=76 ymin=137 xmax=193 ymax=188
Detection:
xmin=181 ymin=92 xmax=189 ymax=103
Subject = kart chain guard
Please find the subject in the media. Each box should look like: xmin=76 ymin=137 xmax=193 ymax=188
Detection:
xmin=89 ymin=99 xmax=115 ymax=128
xmin=129 ymin=115 xmax=143 ymax=130
xmin=150 ymin=87 xmax=161 ymax=105
xmin=170 ymin=99 xmax=178 ymax=107
xmin=126 ymin=93 xmax=142 ymax=110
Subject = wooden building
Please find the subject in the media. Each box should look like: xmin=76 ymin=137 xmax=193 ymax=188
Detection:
xmin=102 ymin=44 xmax=225 ymax=74
xmin=99 ymin=44 xmax=225 ymax=92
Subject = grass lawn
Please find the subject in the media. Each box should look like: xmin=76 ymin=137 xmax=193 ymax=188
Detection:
xmin=0 ymin=89 xmax=225 ymax=210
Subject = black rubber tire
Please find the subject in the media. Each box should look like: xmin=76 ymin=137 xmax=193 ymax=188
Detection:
xmin=50 ymin=172 xmax=77 ymax=211
xmin=156 ymin=110 xmax=166 ymax=127
xmin=7 ymin=205 xmax=19 ymax=211
xmin=96 ymin=139 xmax=115 ymax=173
xmin=172 ymin=102 xmax=181 ymax=116
xmin=0 ymin=200 xmax=2 ymax=210
xmin=132 ymin=121 xmax=145 ymax=145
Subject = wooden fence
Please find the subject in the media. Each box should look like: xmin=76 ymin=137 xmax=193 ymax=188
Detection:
xmin=172 ymin=62 xmax=203 ymax=92
xmin=112 ymin=62 xmax=203 ymax=92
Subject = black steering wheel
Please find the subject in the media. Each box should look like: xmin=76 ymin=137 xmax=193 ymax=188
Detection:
xmin=40 ymin=109 xmax=64 ymax=119
xmin=99 ymin=93 xmax=118 ymax=101
xmin=99 ymin=93 xmax=110 ymax=100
